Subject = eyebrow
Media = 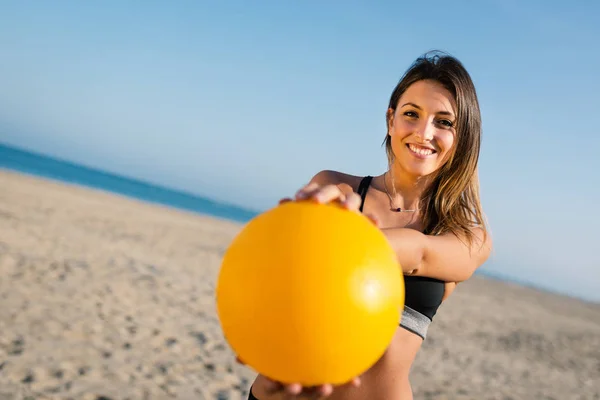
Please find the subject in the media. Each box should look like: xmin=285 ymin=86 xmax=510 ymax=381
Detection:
xmin=401 ymin=102 xmax=455 ymax=117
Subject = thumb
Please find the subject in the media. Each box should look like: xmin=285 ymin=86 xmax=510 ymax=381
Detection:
xmin=365 ymin=213 xmax=380 ymax=227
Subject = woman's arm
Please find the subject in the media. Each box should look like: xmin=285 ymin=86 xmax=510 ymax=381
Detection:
xmin=296 ymin=174 xmax=493 ymax=282
xmin=381 ymin=227 xmax=492 ymax=282
xmin=257 ymin=179 xmax=489 ymax=397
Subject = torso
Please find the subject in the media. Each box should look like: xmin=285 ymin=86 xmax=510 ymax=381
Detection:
xmin=250 ymin=171 xmax=457 ymax=400
xmin=356 ymin=175 xmax=446 ymax=321
xmin=252 ymin=328 xmax=422 ymax=400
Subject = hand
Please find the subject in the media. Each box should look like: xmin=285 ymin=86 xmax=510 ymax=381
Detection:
xmin=279 ymin=183 xmax=380 ymax=227
xmin=237 ymin=357 xmax=361 ymax=399
xmin=257 ymin=374 xmax=361 ymax=399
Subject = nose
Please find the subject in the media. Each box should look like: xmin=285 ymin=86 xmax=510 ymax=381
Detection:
xmin=416 ymin=119 xmax=435 ymax=141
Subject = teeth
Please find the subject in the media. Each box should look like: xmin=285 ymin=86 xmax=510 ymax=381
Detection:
xmin=409 ymin=144 xmax=433 ymax=156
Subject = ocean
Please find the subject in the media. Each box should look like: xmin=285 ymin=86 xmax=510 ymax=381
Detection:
xmin=2 ymin=143 xmax=598 ymax=304
xmin=0 ymin=143 xmax=259 ymax=223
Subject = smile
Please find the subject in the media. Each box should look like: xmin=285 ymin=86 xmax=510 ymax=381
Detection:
xmin=407 ymin=143 xmax=436 ymax=157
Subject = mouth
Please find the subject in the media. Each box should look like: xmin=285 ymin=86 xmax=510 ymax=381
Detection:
xmin=406 ymin=143 xmax=436 ymax=157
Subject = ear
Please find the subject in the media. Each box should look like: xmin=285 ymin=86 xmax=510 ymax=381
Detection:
xmin=386 ymin=108 xmax=395 ymax=134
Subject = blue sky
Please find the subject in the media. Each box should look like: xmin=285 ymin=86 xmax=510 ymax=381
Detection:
xmin=1 ymin=0 xmax=599 ymax=302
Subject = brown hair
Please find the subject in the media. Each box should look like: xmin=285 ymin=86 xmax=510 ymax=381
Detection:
xmin=383 ymin=51 xmax=487 ymax=247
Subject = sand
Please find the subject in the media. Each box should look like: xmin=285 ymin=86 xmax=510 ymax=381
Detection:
xmin=0 ymin=169 xmax=598 ymax=400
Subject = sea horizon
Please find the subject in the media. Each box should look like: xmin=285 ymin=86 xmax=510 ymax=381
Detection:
xmin=0 ymin=142 xmax=260 ymax=223
xmin=1 ymin=142 xmax=597 ymax=305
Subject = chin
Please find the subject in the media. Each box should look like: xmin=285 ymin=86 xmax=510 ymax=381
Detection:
xmin=399 ymin=162 xmax=438 ymax=178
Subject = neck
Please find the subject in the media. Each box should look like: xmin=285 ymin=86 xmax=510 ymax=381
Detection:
xmin=385 ymin=164 xmax=430 ymax=210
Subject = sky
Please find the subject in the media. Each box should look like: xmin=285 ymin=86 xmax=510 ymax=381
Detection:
xmin=0 ymin=0 xmax=599 ymax=302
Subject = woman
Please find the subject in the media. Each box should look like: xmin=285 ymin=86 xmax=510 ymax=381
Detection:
xmin=245 ymin=51 xmax=492 ymax=400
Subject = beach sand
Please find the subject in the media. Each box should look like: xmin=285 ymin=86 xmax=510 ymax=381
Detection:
xmin=1 ymin=169 xmax=598 ymax=400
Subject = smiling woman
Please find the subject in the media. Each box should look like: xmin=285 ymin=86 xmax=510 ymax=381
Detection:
xmin=384 ymin=80 xmax=458 ymax=212
xmin=245 ymin=51 xmax=492 ymax=400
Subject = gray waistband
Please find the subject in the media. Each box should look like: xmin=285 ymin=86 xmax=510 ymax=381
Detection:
xmin=399 ymin=306 xmax=431 ymax=340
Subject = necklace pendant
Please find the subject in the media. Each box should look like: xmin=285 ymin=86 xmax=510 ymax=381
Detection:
xmin=393 ymin=207 xmax=402 ymax=212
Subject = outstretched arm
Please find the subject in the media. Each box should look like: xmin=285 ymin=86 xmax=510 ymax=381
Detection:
xmin=381 ymin=227 xmax=492 ymax=282
xmin=256 ymin=176 xmax=490 ymax=397
xmin=298 ymin=171 xmax=493 ymax=282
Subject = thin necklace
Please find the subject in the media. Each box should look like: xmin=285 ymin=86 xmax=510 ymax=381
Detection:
xmin=384 ymin=171 xmax=417 ymax=213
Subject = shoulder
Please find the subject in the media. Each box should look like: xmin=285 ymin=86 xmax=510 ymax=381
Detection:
xmin=308 ymin=170 xmax=366 ymax=192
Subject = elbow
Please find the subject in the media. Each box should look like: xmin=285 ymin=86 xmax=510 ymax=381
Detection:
xmin=454 ymin=260 xmax=480 ymax=283
xmin=458 ymin=263 xmax=478 ymax=282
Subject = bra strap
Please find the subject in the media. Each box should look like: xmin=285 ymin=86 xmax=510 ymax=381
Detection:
xmin=356 ymin=176 xmax=373 ymax=212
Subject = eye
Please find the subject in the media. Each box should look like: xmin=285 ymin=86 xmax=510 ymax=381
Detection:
xmin=403 ymin=111 xmax=418 ymax=118
xmin=438 ymin=119 xmax=454 ymax=128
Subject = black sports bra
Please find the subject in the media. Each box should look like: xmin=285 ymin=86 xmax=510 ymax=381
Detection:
xmin=357 ymin=176 xmax=445 ymax=320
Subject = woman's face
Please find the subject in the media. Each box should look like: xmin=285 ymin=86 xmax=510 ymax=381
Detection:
xmin=387 ymin=79 xmax=457 ymax=178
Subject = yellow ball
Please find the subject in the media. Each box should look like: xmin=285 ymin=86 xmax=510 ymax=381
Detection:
xmin=215 ymin=201 xmax=404 ymax=386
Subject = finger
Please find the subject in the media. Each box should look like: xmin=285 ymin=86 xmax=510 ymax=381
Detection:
xmin=263 ymin=378 xmax=284 ymax=394
xmin=295 ymin=182 xmax=320 ymax=200
xmin=317 ymin=384 xmax=334 ymax=397
xmin=313 ymin=185 xmax=344 ymax=204
xmin=279 ymin=197 xmax=293 ymax=205
xmin=293 ymin=387 xmax=321 ymax=399
xmin=341 ymin=192 xmax=361 ymax=212
xmin=351 ymin=377 xmax=362 ymax=387
xmin=365 ymin=213 xmax=380 ymax=227
xmin=284 ymin=383 xmax=303 ymax=395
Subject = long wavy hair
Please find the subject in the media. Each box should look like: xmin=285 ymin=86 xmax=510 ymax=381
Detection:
xmin=383 ymin=51 xmax=488 ymax=247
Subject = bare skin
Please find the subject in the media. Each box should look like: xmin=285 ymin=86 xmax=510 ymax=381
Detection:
xmin=251 ymin=324 xmax=422 ymax=400
xmin=244 ymin=80 xmax=490 ymax=399
xmin=247 ymin=172 xmax=458 ymax=400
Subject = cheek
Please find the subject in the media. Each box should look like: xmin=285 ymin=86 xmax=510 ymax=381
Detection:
xmin=391 ymin=118 xmax=412 ymax=137
xmin=437 ymin=131 xmax=455 ymax=154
